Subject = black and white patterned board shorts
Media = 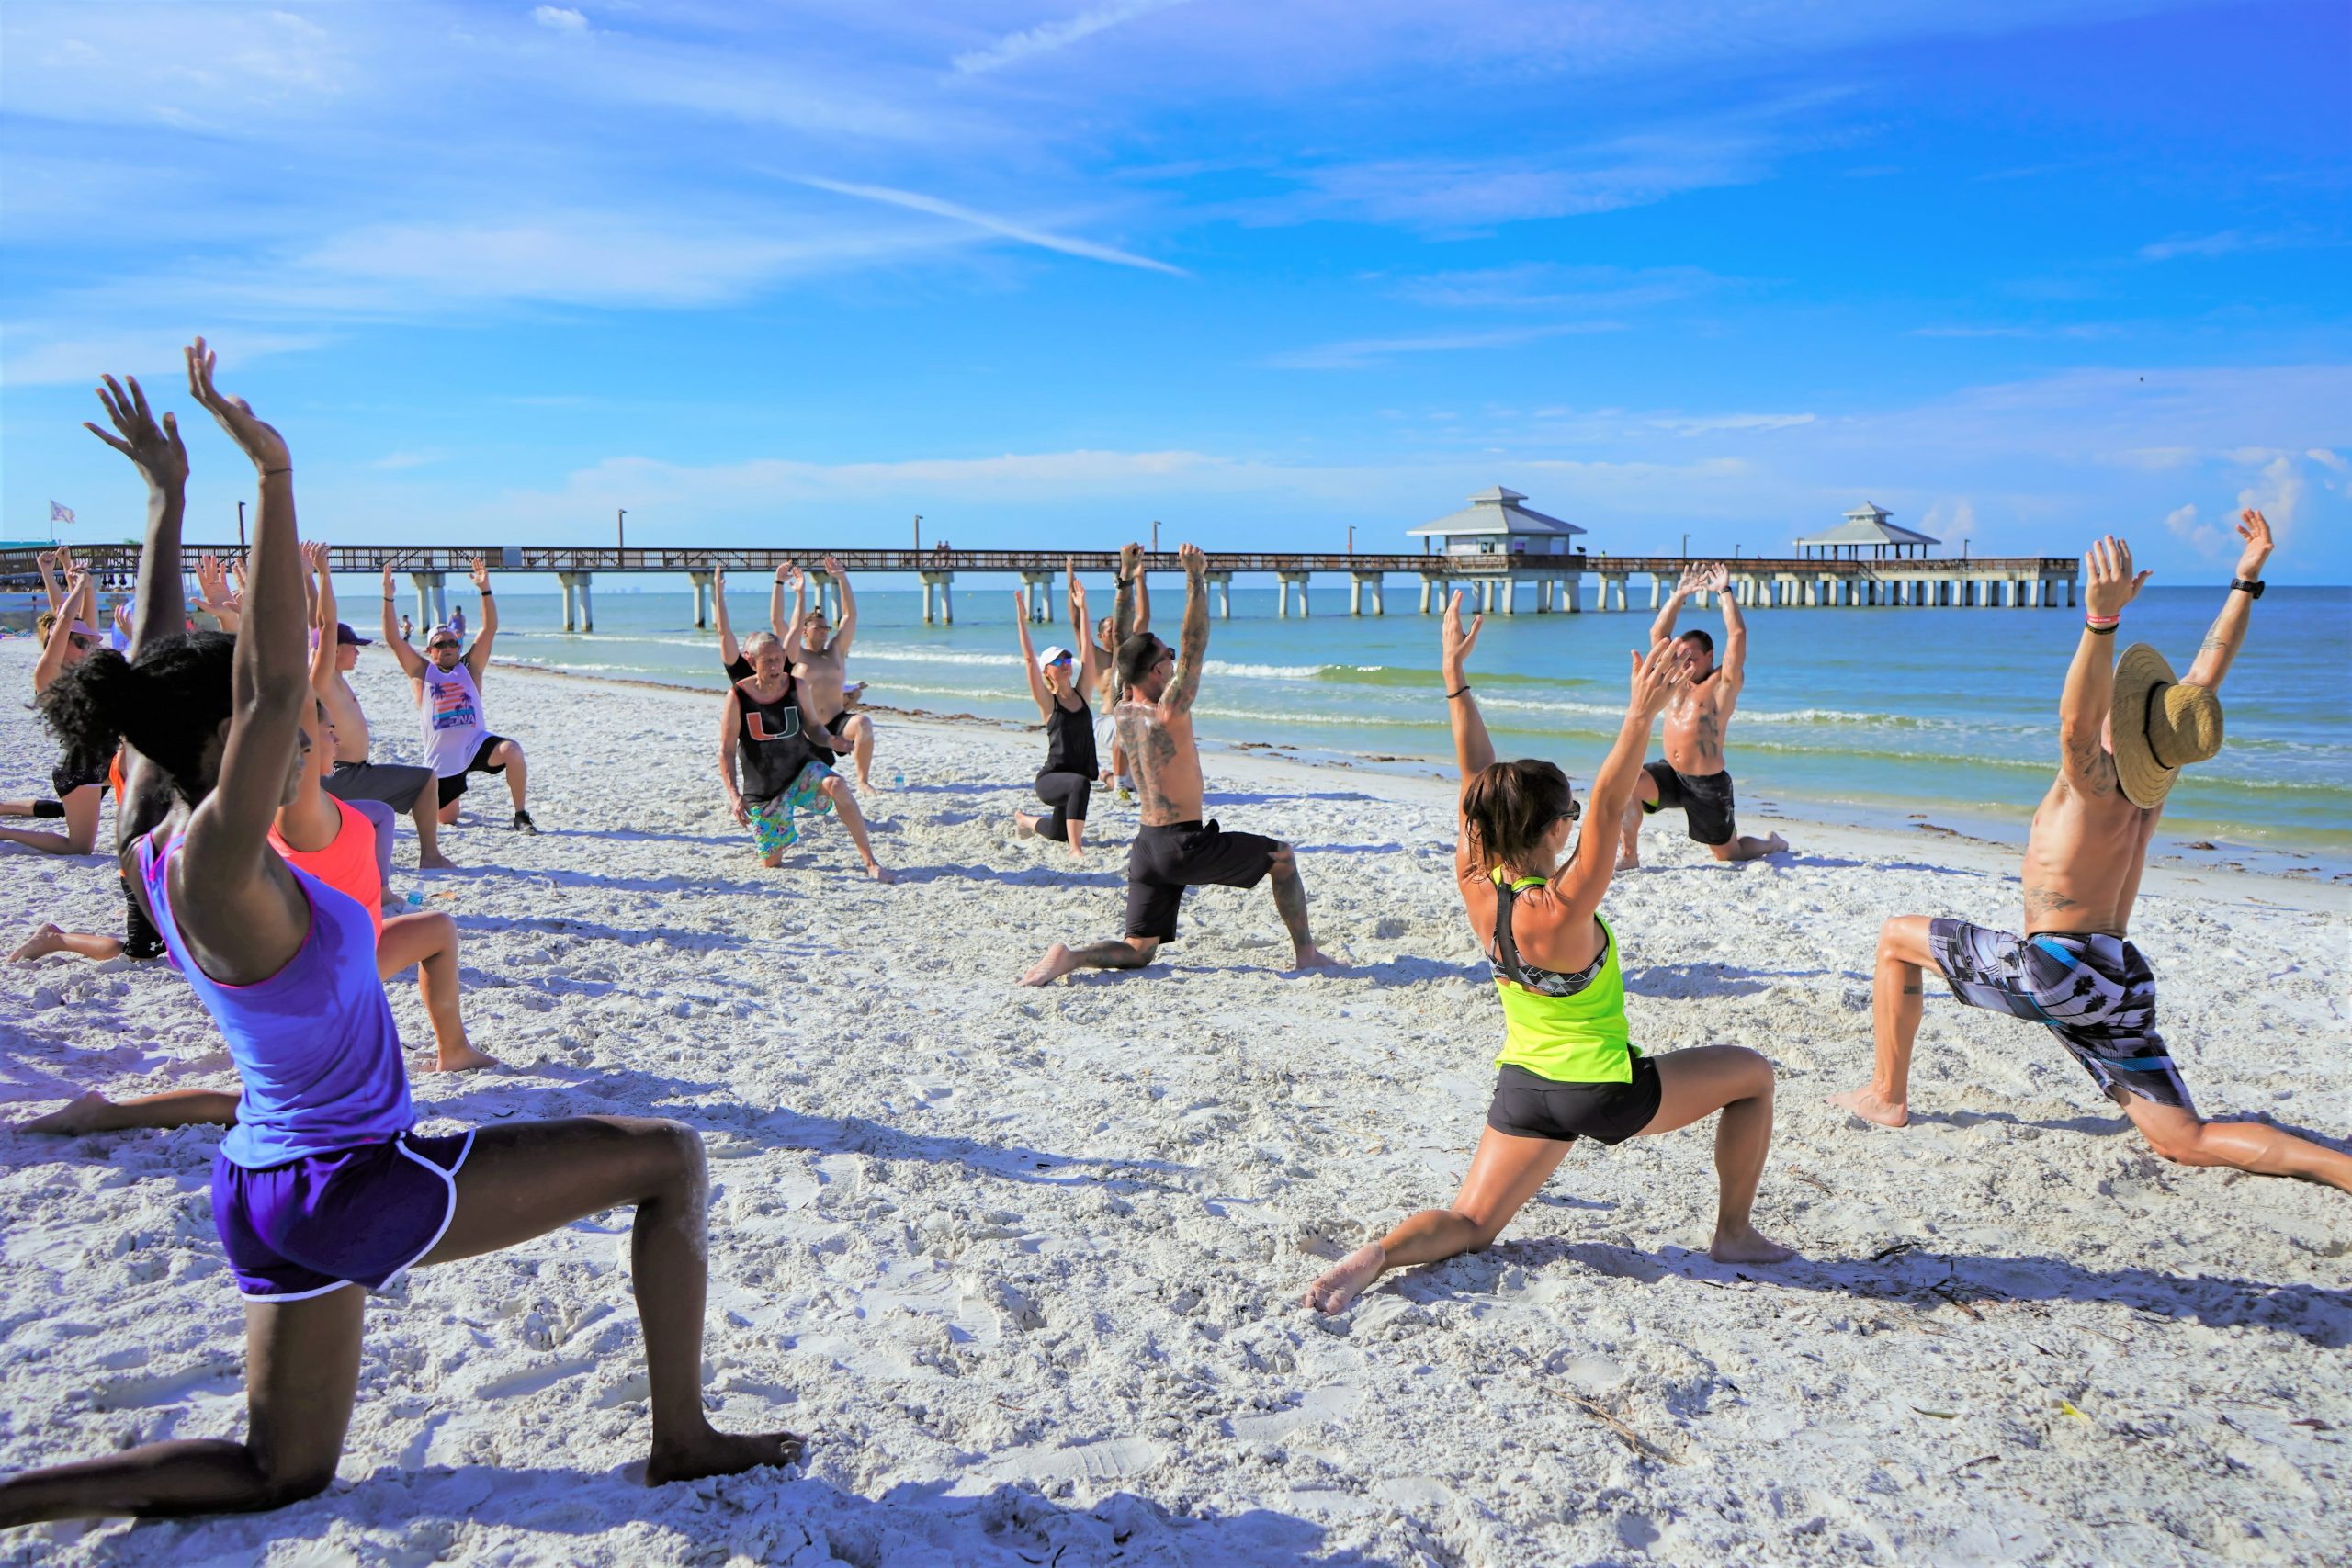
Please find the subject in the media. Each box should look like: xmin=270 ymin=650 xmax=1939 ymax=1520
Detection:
xmin=1927 ymin=919 xmax=2192 ymax=1111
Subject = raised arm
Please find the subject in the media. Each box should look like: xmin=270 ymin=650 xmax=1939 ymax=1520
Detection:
xmin=84 ymin=376 xmax=190 ymax=653
xmin=1013 ymin=590 xmax=1053 ymax=719
xmin=823 ymin=555 xmax=857 ymax=655
xmin=2183 ymin=510 xmax=2272 ymax=692
xmin=1132 ymin=556 xmax=1151 ymax=636
xmin=1649 ymin=563 xmax=1703 ymax=646
xmin=175 ymin=338 xmax=311 ymax=974
xmin=1159 ymin=544 xmax=1211 ymax=720
xmin=779 ymin=565 xmax=805 ymax=660
xmin=2059 ymin=536 xmax=2149 ymax=796
xmin=1706 ymin=562 xmax=1747 ymax=692
xmin=1440 ymin=591 xmax=1493 ymax=789
xmin=32 ymin=570 xmax=89 ymax=694
xmin=37 ymin=550 xmax=65 ymax=617
xmin=461 ymin=556 xmax=497 ymax=681
xmin=711 ymin=564 xmax=738 ymax=667
xmin=1111 ymin=542 xmax=1143 ymax=698
xmin=379 ymin=563 xmax=427 ymax=678
xmin=196 ymin=555 xmax=241 ymax=633
xmin=304 ymin=541 xmax=339 ymax=695
xmin=1067 ymin=566 xmax=1102 ymax=696
xmin=1555 ymin=642 xmax=1687 ymax=921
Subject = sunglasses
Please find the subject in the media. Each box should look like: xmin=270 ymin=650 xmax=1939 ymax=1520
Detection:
xmin=67 ymin=634 xmax=98 ymax=650
xmin=427 ymin=639 xmax=459 ymax=651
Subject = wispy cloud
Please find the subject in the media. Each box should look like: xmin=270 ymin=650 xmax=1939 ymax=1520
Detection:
xmin=784 ymin=175 xmax=1187 ymax=276
xmin=0 ymin=328 xmax=330 ymax=389
xmin=953 ymin=0 xmax=1191 ymax=75
xmin=1267 ymin=321 xmax=1625 ymax=370
xmin=1385 ymin=264 xmax=1723 ymax=312
xmin=2138 ymin=229 xmax=2272 ymax=262
xmin=1295 ymin=133 xmax=1766 ymax=229
xmin=531 ymin=6 xmax=589 ymax=34
xmin=1649 ymin=412 xmax=1816 ymax=437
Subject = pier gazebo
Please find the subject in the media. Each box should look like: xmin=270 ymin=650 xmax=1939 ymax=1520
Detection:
xmin=1792 ymin=502 xmax=1939 ymax=561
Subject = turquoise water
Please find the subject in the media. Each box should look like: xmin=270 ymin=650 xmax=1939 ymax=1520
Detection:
xmin=455 ymin=581 xmax=2349 ymax=862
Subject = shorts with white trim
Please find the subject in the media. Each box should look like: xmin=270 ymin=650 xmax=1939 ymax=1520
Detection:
xmin=210 ymin=1128 xmax=475 ymax=1301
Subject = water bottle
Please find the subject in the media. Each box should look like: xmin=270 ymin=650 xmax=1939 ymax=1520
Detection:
xmin=405 ymin=890 xmax=424 ymax=908
xmin=893 ymin=771 xmax=906 ymax=789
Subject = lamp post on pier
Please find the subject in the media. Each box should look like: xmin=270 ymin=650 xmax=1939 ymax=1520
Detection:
xmin=616 ymin=508 xmax=627 ymax=552
xmin=912 ymin=514 xmax=922 ymax=555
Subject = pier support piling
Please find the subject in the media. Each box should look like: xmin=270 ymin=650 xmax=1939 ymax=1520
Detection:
xmin=410 ymin=571 xmax=447 ymax=632
xmin=919 ymin=570 xmax=955 ymax=626
xmin=1277 ymin=570 xmax=1311 ymax=617
xmin=556 ymin=570 xmax=594 ymax=633
xmin=687 ymin=570 xmax=714 ymax=629
xmin=1350 ymin=571 xmax=1385 ymax=615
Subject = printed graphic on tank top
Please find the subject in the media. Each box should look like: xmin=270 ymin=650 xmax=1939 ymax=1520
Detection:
xmin=735 ymin=678 xmax=827 ymax=803
xmin=420 ymin=661 xmax=487 ymax=778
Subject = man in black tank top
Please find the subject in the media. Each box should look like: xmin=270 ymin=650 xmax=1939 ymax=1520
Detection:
xmin=717 ymin=634 xmax=894 ymax=881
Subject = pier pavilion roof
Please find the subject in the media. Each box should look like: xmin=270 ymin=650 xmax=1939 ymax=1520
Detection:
xmin=1407 ymin=486 xmax=1585 ymax=541
xmin=1792 ymin=502 xmax=1939 ymax=558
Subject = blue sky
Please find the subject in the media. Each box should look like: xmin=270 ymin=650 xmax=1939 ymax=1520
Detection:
xmin=4 ymin=0 xmax=2346 ymax=581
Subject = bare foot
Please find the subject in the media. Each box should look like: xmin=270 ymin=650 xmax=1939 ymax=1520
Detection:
xmin=645 ymin=1427 xmax=803 ymax=1486
xmin=1302 ymin=1242 xmax=1386 ymax=1314
xmin=1709 ymin=1224 xmax=1796 ymax=1265
xmin=1829 ymin=1085 xmax=1909 ymax=1127
xmin=1290 ymin=943 xmax=1343 ymax=972
xmin=9 ymin=923 xmax=65 ymax=963
xmin=865 ymin=863 xmax=898 ymax=885
xmin=418 ymin=850 xmax=458 ymax=871
xmin=1012 ymin=812 xmax=1040 ymax=840
xmin=1614 ymin=852 xmax=1640 ymax=873
xmin=1066 ymin=844 xmax=1083 ymax=860
xmin=1761 ymin=831 xmax=1790 ymax=855
xmin=428 ymin=1043 xmax=501 ymax=1074
xmin=23 ymin=1091 xmax=122 ymax=1136
xmin=1019 ymin=942 xmax=1081 ymax=987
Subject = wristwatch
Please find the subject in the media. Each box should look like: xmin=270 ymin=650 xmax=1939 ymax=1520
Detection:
xmin=2230 ymin=578 xmax=2265 ymax=599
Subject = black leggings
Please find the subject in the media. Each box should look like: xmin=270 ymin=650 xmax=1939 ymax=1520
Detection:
xmin=1034 ymin=771 xmax=1092 ymax=842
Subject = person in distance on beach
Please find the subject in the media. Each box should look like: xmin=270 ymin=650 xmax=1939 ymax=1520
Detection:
xmin=1020 ymin=542 xmax=1338 ymax=985
xmin=1832 ymin=520 xmax=2351 ymax=1192
xmin=1617 ymin=562 xmax=1788 ymax=869
xmin=1303 ymin=595 xmax=1792 ymax=1314
xmin=1090 ymin=546 xmax=1149 ymax=797
xmin=719 ymin=630 xmax=894 ymax=881
xmin=1010 ymin=576 xmax=1102 ymax=857
xmin=782 ymin=555 xmax=877 ymax=791
xmin=0 ymin=343 xmax=796 ymax=1529
xmin=381 ymin=557 xmax=537 ymax=834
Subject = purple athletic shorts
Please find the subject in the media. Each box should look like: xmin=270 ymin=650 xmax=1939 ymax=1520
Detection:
xmin=211 ymin=1129 xmax=474 ymax=1302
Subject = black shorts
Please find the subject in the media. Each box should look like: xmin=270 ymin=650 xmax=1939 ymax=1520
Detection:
xmin=326 ymin=760 xmax=433 ymax=814
xmin=51 ymin=761 xmax=107 ymax=799
xmin=1125 ymin=819 xmax=1281 ymax=942
xmin=1641 ymin=761 xmax=1736 ymax=846
xmin=435 ymin=735 xmax=513 ymax=807
xmin=1486 ymin=1055 xmax=1663 ymax=1145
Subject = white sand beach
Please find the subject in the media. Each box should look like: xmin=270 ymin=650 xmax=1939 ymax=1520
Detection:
xmin=3 ymin=637 xmax=2346 ymax=1566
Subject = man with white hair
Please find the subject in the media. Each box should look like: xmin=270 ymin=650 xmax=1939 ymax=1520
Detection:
xmin=719 ymin=631 xmax=892 ymax=881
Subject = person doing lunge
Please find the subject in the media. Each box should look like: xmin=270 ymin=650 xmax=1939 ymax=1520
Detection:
xmin=1303 ymin=593 xmax=1794 ymax=1315
xmin=782 ymin=556 xmax=876 ymax=791
xmin=718 ymin=632 xmax=893 ymax=881
xmin=298 ymin=544 xmax=452 ymax=868
xmin=0 ymin=341 xmax=794 ymax=1532
xmin=1020 ymin=543 xmax=1336 ymax=985
xmin=1832 ymin=518 xmax=2351 ymax=1193
xmin=1011 ymin=576 xmax=1102 ymax=857
xmin=381 ymin=558 xmax=536 ymax=834
xmin=1 ymin=580 xmax=107 ymax=858
xmin=1618 ymin=562 xmax=1788 ymax=868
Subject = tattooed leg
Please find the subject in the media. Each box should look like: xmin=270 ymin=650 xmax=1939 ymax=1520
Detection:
xmin=1831 ymin=914 xmax=1936 ymax=1127
xmin=1267 ymin=846 xmax=1340 ymax=969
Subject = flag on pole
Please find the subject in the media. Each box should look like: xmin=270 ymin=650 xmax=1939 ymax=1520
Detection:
xmin=49 ymin=500 xmax=75 ymax=525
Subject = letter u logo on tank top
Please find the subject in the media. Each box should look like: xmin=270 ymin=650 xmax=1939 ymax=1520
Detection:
xmin=747 ymin=707 xmax=800 ymax=743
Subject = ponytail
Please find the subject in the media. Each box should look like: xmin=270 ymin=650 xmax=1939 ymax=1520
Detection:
xmin=1461 ymin=759 xmax=1575 ymax=874
xmin=40 ymin=631 xmax=236 ymax=802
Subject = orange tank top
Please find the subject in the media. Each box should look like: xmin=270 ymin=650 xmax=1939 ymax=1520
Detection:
xmin=267 ymin=796 xmax=384 ymax=938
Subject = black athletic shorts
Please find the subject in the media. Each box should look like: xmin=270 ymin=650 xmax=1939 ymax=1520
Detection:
xmin=435 ymin=735 xmax=513 ymax=807
xmin=1641 ymin=761 xmax=1736 ymax=847
xmin=1486 ymin=1055 xmax=1663 ymax=1145
xmin=51 ymin=761 xmax=107 ymax=799
xmin=1125 ymin=819 xmax=1281 ymax=942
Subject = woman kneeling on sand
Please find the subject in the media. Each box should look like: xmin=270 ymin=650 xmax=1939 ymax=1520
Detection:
xmin=0 ymin=343 xmax=791 ymax=1530
xmin=1304 ymin=594 xmax=1794 ymax=1314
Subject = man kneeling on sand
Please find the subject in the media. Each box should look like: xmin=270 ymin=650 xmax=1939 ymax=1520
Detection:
xmin=719 ymin=632 xmax=893 ymax=881
xmin=1832 ymin=515 xmax=2350 ymax=1194
xmin=1021 ymin=543 xmax=1337 ymax=985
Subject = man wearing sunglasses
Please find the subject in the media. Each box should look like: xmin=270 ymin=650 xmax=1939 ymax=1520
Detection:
xmin=381 ymin=558 xmax=537 ymax=834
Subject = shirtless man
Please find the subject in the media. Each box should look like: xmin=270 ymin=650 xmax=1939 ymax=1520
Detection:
xmin=1020 ymin=543 xmax=1337 ymax=985
xmin=381 ymin=558 xmax=537 ymax=834
xmin=782 ymin=556 xmax=875 ymax=791
xmin=1618 ymin=562 xmax=1787 ymax=868
xmin=1832 ymin=519 xmax=2349 ymax=1193
xmin=303 ymin=545 xmax=454 ymax=867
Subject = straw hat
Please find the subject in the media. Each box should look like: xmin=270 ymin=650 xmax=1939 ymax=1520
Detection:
xmin=2110 ymin=642 xmax=2223 ymax=808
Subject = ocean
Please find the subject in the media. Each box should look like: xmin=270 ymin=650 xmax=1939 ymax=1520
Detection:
xmin=424 ymin=580 xmax=2348 ymax=868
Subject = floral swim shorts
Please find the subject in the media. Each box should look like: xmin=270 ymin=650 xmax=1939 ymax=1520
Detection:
xmin=748 ymin=761 xmax=836 ymax=857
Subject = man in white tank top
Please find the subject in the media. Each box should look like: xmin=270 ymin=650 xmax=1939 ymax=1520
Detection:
xmin=382 ymin=558 xmax=537 ymax=834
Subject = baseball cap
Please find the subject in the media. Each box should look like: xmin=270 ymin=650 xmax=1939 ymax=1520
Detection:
xmin=334 ymin=622 xmax=373 ymax=647
xmin=1037 ymin=645 xmax=1074 ymax=668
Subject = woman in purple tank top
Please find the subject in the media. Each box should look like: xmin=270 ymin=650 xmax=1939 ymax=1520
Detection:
xmin=0 ymin=343 xmax=794 ymax=1530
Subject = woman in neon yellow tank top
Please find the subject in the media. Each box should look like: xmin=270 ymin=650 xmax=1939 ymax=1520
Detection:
xmin=1305 ymin=593 xmax=1793 ymax=1314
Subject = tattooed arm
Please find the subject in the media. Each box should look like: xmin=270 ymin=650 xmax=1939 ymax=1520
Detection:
xmin=1111 ymin=542 xmax=1142 ymax=700
xmin=1159 ymin=544 xmax=1210 ymax=720
xmin=2058 ymin=536 xmax=2148 ymax=797
xmin=2183 ymin=509 xmax=2271 ymax=692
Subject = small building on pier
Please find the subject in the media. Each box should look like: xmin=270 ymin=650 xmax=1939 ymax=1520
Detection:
xmin=1408 ymin=486 xmax=1585 ymax=558
xmin=1792 ymin=502 xmax=1939 ymax=560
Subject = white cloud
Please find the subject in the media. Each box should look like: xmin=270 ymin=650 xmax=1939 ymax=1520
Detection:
xmin=2301 ymin=447 xmax=2346 ymax=473
xmin=953 ymin=0 xmax=1191 ymax=75
xmin=2163 ymin=502 xmax=2222 ymax=558
xmin=1649 ymin=412 xmax=1816 ymax=437
xmin=531 ymin=6 xmax=588 ymax=33
xmin=1268 ymin=321 xmax=1624 ymax=370
xmin=784 ymin=175 xmax=1187 ymax=276
xmin=0 ymin=328 xmax=330 ymax=388
xmin=2234 ymin=454 xmax=2310 ymax=545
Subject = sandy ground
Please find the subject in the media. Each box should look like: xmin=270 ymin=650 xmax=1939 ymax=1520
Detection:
xmin=2 ymin=638 xmax=2346 ymax=1567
